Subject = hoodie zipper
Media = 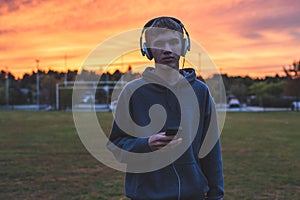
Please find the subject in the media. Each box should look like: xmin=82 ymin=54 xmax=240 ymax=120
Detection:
xmin=172 ymin=163 xmax=181 ymax=200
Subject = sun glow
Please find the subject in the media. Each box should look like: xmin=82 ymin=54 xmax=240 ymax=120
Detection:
xmin=1 ymin=0 xmax=299 ymax=79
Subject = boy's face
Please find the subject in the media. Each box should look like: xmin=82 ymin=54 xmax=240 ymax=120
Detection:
xmin=148 ymin=30 xmax=182 ymax=70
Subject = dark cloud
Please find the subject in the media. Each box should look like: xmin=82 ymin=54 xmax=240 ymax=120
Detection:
xmin=243 ymin=32 xmax=264 ymax=40
xmin=0 ymin=29 xmax=15 ymax=35
xmin=0 ymin=0 xmax=21 ymax=14
xmin=211 ymin=0 xmax=300 ymax=39
xmin=247 ymin=11 xmax=300 ymax=31
xmin=0 ymin=0 xmax=42 ymax=15
xmin=289 ymin=31 xmax=300 ymax=38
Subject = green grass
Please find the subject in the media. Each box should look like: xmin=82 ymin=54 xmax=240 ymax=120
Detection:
xmin=0 ymin=111 xmax=299 ymax=200
xmin=221 ymin=112 xmax=300 ymax=199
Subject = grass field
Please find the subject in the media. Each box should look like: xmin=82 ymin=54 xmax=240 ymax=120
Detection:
xmin=0 ymin=111 xmax=299 ymax=200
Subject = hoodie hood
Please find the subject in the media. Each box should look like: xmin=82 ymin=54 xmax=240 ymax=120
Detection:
xmin=142 ymin=67 xmax=196 ymax=87
xmin=179 ymin=68 xmax=197 ymax=82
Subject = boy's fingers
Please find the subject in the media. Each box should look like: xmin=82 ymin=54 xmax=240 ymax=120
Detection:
xmin=166 ymin=138 xmax=183 ymax=148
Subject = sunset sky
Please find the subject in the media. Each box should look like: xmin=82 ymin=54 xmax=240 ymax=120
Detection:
xmin=1 ymin=0 xmax=300 ymax=79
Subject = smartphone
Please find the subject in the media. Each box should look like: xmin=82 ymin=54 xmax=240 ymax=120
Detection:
xmin=166 ymin=126 xmax=182 ymax=136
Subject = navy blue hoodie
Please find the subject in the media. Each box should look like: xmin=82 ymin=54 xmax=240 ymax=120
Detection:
xmin=108 ymin=67 xmax=224 ymax=200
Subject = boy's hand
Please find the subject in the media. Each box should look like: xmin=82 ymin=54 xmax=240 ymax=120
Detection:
xmin=148 ymin=132 xmax=182 ymax=151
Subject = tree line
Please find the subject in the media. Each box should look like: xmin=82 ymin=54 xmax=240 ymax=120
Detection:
xmin=0 ymin=66 xmax=299 ymax=109
xmin=207 ymin=73 xmax=299 ymax=107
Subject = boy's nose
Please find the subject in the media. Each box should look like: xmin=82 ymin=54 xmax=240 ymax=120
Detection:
xmin=163 ymin=43 xmax=172 ymax=52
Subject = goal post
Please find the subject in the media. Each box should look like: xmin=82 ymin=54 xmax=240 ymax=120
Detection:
xmin=56 ymin=81 xmax=126 ymax=111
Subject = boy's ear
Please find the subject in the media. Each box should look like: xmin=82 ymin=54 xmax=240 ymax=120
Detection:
xmin=143 ymin=43 xmax=153 ymax=60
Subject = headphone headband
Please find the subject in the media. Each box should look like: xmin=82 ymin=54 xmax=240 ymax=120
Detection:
xmin=140 ymin=17 xmax=191 ymax=60
xmin=144 ymin=17 xmax=182 ymax=28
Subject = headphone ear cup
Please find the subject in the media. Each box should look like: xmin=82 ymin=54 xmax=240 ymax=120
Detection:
xmin=143 ymin=43 xmax=153 ymax=60
xmin=181 ymin=38 xmax=188 ymax=57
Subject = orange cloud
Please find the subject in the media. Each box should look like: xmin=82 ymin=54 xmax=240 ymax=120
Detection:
xmin=0 ymin=0 xmax=299 ymax=78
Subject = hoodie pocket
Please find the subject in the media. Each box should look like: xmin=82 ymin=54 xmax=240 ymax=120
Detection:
xmin=176 ymin=162 xmax=209 ymax=199
xmin=134 ymin=167 xmax=179 ymax=200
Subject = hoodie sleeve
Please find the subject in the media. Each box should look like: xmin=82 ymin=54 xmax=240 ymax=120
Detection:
xmin=199 ymin=92 xmax=224 ymax=200
xmin=107 ymin=85 xmax=152 ymax=163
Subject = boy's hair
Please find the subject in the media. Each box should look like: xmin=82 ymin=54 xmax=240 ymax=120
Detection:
xmin=145 ymin=17 xmax=184 ymax=44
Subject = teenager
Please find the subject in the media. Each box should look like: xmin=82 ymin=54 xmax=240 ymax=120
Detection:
xmin=108 ymin=16 xmax=224 ymax=200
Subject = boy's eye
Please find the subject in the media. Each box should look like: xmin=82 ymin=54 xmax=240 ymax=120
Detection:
xmin=169 ymin=39 xmax=179 ymax=45
xmin=153 ymin=41 xmax=164 ymax=48
xmin=152 ymin=38 xmax=180 ymax=48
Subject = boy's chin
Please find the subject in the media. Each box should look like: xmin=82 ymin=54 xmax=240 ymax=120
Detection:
xmin=156 ymin=63 xmax=179 ymax=71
